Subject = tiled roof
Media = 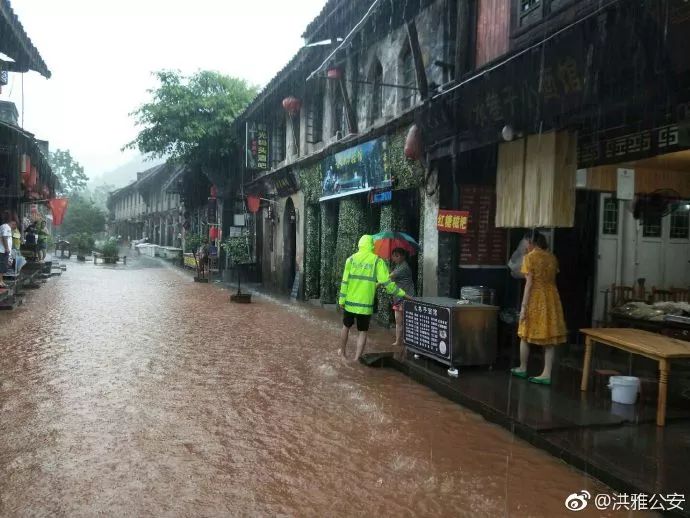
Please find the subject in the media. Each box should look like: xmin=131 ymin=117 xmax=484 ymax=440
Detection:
xmin=0 ymin=0 xmax=51 ymax=78
xmin=302 ymin=0 xmax=370 ymax=41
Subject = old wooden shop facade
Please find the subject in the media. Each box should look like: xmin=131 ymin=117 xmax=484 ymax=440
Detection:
xmin=231 ymin=0 xmax=690 ymax=333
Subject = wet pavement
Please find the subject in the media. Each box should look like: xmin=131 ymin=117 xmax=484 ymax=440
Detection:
xmin=0 ymin=256 xmax=645 ymax=517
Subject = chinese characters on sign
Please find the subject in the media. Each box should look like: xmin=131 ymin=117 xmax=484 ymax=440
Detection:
xmin=403 ymin=301 xmax=451 ymax=361
xmin=458 ymin=185 xmax=506 ymax=266
xmin=437 ymin=210 xmax=469 ymax=234
xmin=246 ymin=122 xmax=269 ymax=170
xmin=469 ymin=56 xmax=584 ymax=129
xmin=578 ymin=123 xmax=690 ymax=167
xmin=271 ymin=170 xmax=299 ymax=197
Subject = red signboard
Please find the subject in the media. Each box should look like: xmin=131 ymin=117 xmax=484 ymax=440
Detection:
xmin=437 ymin=210 xmax=469 ymax=234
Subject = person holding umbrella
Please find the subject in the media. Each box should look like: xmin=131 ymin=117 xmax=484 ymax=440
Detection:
xmin=338 ymin=235 xmax=412 ymax=362
xmin=390 ymin=247 xmax=415 ymax=359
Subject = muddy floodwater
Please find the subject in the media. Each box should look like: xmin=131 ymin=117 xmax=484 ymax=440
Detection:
xmin=0 ymin=258 xmax=639 ymax=517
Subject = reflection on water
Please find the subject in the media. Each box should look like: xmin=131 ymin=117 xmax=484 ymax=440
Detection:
xmin=0 ymin=257 xmax=629 ymax=516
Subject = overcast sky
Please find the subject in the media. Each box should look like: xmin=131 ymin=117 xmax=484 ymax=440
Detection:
xmin=2 ymin=0 xmax=326 ymax=178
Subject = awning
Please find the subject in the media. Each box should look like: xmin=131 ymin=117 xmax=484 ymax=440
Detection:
xmin=0 ymin=0 xmax=51 ymax=78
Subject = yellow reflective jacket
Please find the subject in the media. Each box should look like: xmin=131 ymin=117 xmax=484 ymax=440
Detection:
xmin=338 ymin=235 xmax=406 ymax=315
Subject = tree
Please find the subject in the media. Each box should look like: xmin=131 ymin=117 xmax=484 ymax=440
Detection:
xmin=49 ymin=149 xmax=89 ymax=196
xmin=125 ymin=70 xmax=257 ymax=190
xmin=57 ymin=193 xmax=106 ymax=239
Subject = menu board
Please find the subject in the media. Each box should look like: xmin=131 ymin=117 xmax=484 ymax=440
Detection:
xmin=403 ymin=300 xmax=451 ymax=362
xmin=459 ymin=185 xmax=506 ymax=265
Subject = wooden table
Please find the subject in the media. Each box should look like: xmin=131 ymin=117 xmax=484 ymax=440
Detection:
xmin=580 ymin=328 xmax=690 ymax=426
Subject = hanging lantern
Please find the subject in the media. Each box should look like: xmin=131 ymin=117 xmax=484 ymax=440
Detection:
xmin=209 ymin=226 xmax=219 ymax=241
xmin=48 ymin=198 xmax=69 ymax=226
xmin=247 ymin=195 xmax=261 ymax=214
xmin=327 ymin=67 xmax=342 ymax=80
xmin=404 ymin=124 xmax=423 ymax=161
xmin=210 ymin=185 xmax=217 ymax=198
xmin=282 ymin=96 xmax=302 ymax=116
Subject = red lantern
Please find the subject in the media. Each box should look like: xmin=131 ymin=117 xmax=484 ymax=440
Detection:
xmin=209 ymin=226 xmax=219 ymax=241
xmin=327 ymin=67 xmax=342 ymax=80
xmin=404 ymin=124 xmax=423 ymax=161
xmin=247 ymin=195 xmax=261 ymax=214
xmin=48 ymin=198 xmax=69 ymax=226
xmin=282 ymin=96 xmax=302 ymax=116
xmin=210 ymin=185 xmax=217 ymax=198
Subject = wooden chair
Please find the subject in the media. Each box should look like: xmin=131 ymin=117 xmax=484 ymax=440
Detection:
xmin=651 ymin=287 xmax=674 ymax=303
xmin=610 ymin=284 xmax=635 ymax=308
xmin=670 ymin=288 xmax=689 ymax=303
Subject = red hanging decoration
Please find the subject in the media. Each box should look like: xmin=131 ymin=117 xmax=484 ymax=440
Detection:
xmin=21 ymin=155 xmax=31 ymax=185
xmin=404 ymin=124 xmax=423 ymax=161
xmin=247 ymin=195 xmax=261 ymax=214
xmin=209 ymin=226 xmax=219 ymax=241
xmin=210 ymin=185 xmax=218 ymax=198
xmin=281 ymin=96 xmax=302 ymax=116
xmin=327 ymin=67 xmax=342 ymax=80
xmin=48 ymin=198 xmax=69 ymax=226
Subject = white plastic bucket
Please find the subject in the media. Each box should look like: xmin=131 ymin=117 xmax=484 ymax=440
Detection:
xmin=608 ymin=376 xmax=640 ymax=405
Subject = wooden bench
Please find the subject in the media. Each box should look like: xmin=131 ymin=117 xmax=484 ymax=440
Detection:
xmin=580 ymin=328 xmax=690 ymax=426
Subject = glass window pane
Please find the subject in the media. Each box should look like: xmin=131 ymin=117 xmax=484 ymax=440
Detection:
xmin=670 ymin=208 xmax=690 ymax=239
xmin=602 ymin=198 xmax=618 ymax=235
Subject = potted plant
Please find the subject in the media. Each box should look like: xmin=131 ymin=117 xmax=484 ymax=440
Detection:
xmin=74 ymin=233 xmax=94 ymax=261
xmin=221 ymin=231 xmax=253 ymax=303
xmin=101 ymin=238 xmax=119 ymax=264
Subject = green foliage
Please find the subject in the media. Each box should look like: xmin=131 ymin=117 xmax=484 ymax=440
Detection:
xmin=101 ymin=238 xmax=119 ymax=258
xmin=87 ymin=183 xmax=117 ymax=211
xmin=125 ymin=70 xmax=257 ymax=165
xmin=184 ymin=233 xmax=203 ymax=253
xmin=49 ymin=149 xmax=89 ymax=196
xmin=59 ymin=194 xmax=106 ymax=238
xmin=384 ymin=130 xmax=424 ymax=190
xmin=319 ymin=204 xmax=338 ymax=303
xmin=299 ymin=164 xmax=323 ymax=204
xmin=221 ymin=232 xmax=252 ymax=265
xmin=73 ymin=233 xmax=95 ymax=254
xmin=304 ymin=204 xmax=320 ymax=299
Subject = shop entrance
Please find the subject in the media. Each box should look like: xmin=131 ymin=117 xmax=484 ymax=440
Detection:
xmin=283 ymin=197 xmax=297 ymax=293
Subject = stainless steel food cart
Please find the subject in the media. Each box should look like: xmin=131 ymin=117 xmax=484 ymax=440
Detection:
xmin=403 ymin=297 xmax=498 ymax=368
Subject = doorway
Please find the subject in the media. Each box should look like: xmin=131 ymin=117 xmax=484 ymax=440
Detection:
xmin=283 ymin=198 xmax=297 ymax=293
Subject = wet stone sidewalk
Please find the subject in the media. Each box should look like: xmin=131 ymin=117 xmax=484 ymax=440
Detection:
xmin=0 ymin=256 xmax=637 ymax=517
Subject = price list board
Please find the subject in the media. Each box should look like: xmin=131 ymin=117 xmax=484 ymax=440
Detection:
xmin=403 ymin=301 xmax=452 ymax=363
xmin=459 ymin=185 xmax=506 ymax=265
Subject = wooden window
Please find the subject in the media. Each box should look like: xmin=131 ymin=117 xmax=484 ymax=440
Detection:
xmin=332 ymin=84 xmax=346 ymax=138
xmin=271 ymin=115 xmax=286 ymax=167
xmin=514 ymin=0 xmax=577 ymax=31
xmin=306 ymin=83 xmax=324 ymax=144
xmin=400 ymin=45 xmax=416 ymax=110
xmin=369 ymin=60 xmax=383 ymax=125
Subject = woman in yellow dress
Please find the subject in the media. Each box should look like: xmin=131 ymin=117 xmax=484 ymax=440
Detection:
xmin=511 ymin=230 xmax=567 ymax=385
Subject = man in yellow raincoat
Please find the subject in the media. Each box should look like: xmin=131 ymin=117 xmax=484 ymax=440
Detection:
xmin=338 ymin=234 xmax=412 ymax=361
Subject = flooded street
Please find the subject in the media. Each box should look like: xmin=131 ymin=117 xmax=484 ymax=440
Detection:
xmin=0 ymin=258 xmax=626 ymax=517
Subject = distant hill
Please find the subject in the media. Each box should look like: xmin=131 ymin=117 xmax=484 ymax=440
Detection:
xmin=90 ymin=154 xmax=165 ymax=189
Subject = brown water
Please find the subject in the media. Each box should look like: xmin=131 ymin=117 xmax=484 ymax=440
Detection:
xmin=0 ymin=257 xmax=638 ymax=517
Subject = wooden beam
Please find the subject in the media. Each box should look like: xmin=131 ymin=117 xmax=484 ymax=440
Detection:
xmin=454 ymin=0 xmax=471 ymax=79
xmin=338 ymin=77 xmax=358 ymax=134
xmin=406 ymin=20 xmax=429 ymax=100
